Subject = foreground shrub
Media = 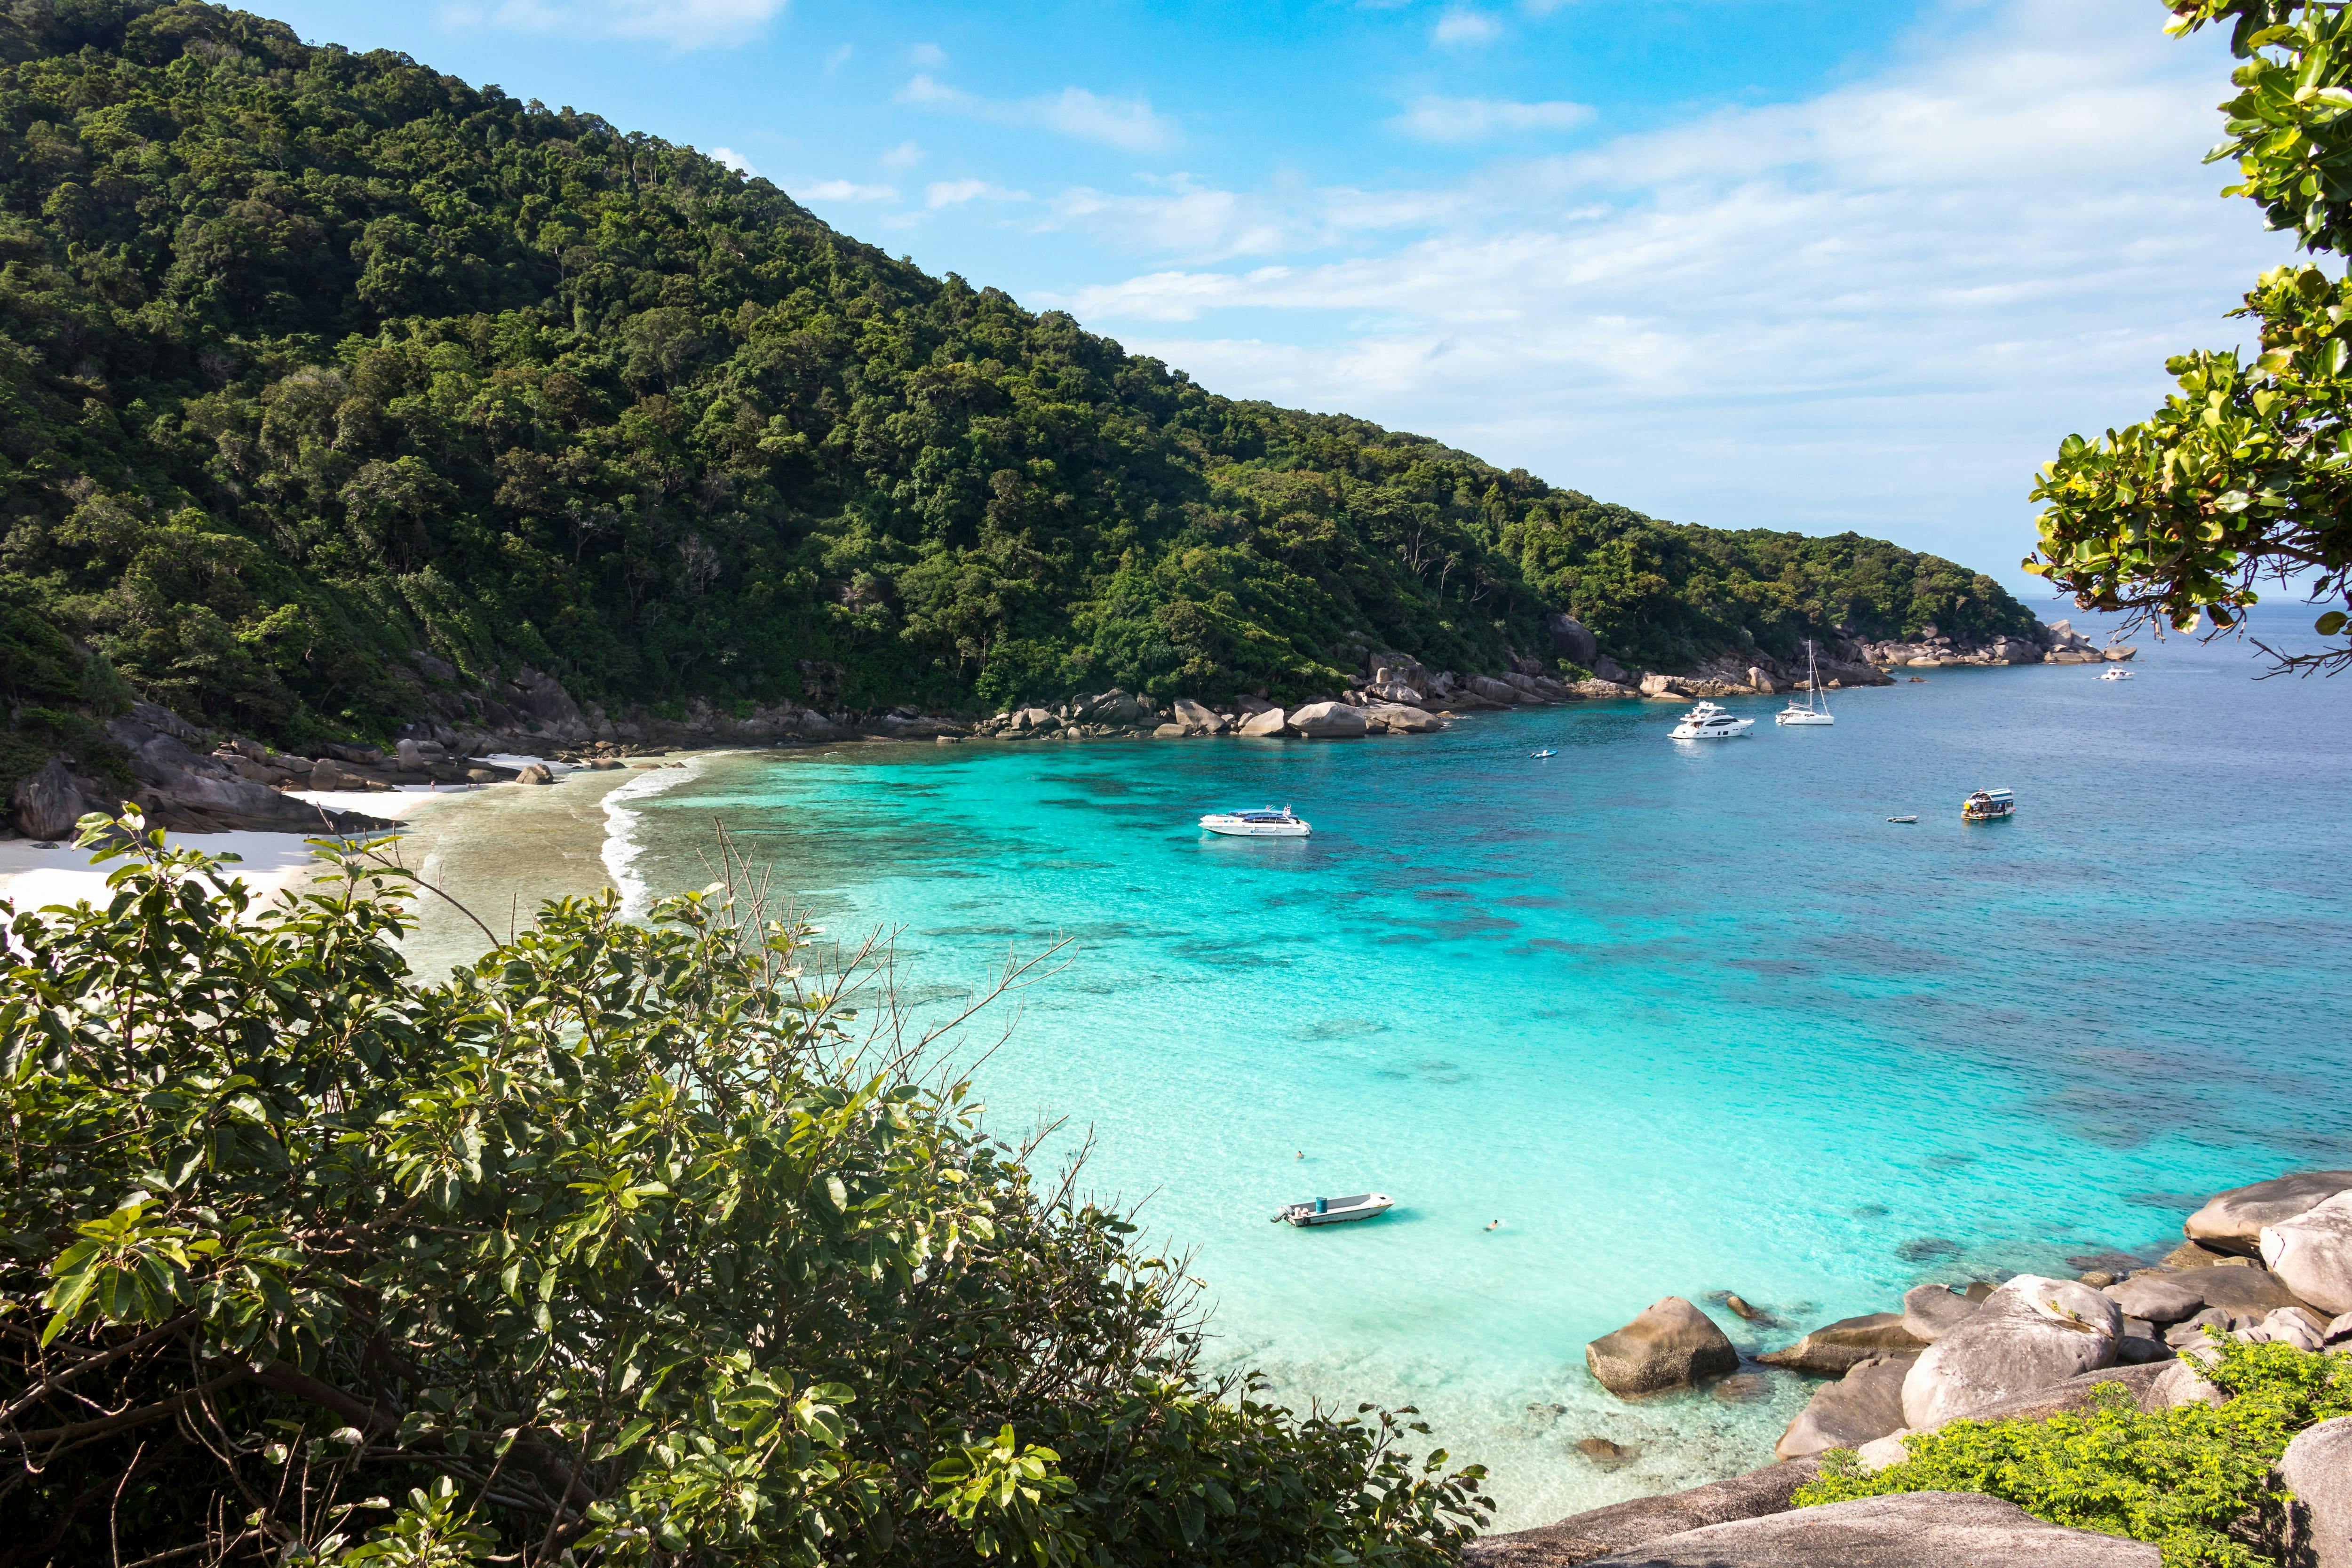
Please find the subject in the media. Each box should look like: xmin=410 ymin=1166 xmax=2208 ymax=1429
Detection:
xmin=0 ymin=813 xmax=1487 ymax=1566
xmin=1796 ymin=1339 xmax=2352 ymax=1568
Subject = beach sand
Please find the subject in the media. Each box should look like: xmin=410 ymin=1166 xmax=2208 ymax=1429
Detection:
xmin=0 ymin=756 xmax=691 ymax=979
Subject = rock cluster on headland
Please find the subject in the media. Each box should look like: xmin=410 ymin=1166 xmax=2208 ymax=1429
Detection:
xmin=1470 ymin=1170 xmax=2352 ymax=1568
xmin=6 ymin=613 xmax=2128 ymax=839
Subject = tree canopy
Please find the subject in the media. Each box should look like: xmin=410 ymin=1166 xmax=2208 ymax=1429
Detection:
xmin=0 ymin=815 xmax=1489 ymax=1566
xmin=0 ymin=0 xmax=2036 ymax=768
xmin=2028 ymin=0 xmax=2352 ymax=672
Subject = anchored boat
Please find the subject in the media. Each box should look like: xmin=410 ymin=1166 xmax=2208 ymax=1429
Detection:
xmin=1961 ymin=788 xmax=2015 ymax=822
xmin=1272 ymin=1193 xmax=1394 ymax=1227
xmin=1775 ymin=640 xmax=1835 ymax=726
xmin=1200 ymin=805 xmax=1310 ymax=838
xmin=1670 ymin=701 xmax=1754 ymax=740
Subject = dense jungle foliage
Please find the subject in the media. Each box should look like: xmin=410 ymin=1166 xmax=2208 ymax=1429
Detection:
xmin=0 ymin=813 xmax=1490 ymax=1566
xmin=0 ymin=0 xmax=2039 ymax=761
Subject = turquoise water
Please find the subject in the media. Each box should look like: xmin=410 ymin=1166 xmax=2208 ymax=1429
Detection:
xmin=606 ymin=623 xmax=2352 ymax=1528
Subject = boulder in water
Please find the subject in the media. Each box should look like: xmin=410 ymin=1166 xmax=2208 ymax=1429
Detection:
xmin=1586 ymin=1297 xmax=1740 ymax=1396
xmin=2185 ymin=1170 xmax=2352 ymax=1255
xmin=1900 ymin=1283 xmax=1981 ymax=1344
xmin=1757 ymin=1312 xmax=1926 ymax=1376
xmin=2261 ymin=1191 xmax=2352 ymax=1315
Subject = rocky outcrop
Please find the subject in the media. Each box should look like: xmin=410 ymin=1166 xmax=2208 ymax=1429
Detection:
xmin=1237 ymin=707 xmax=1287 ymax=737
xmin=1463 ymin=1460 xmax=1820 ymax=1568
xmin=1170 ymin=697 xmax=1226 ymax=734
xmin=107 ymin=709 xmax=389 ymax=836
xmin=1579 ymin=1492 xmax=2161 ymax=1567
xmin=1586 ymin=1297 xmax=1740 ymax=1396
xmin=2277 ymin=1417 xmax=2352 ymax=1568
xmin=2103 ymin=1274 xmax=2206 ymax=1323
xmin=1758 ymin=1312 xmax=1926 ymax=1376
xmin=2263 ymin=1193 xmax=2352 ymax=1315
xmin=10 ymin=756 xmax=85 ymax=840
xmin=2185 ymin=1171 xmax=2352 ymax=1254
xmin=1287 ymin=701 xmax=1370 ymax=739
xmin=1775 ymin=1354 xmax=1913 ymax=1460
xmin=1365 ymin=702 xmax=1443 ymax=733
xmin=1899 ymin=1275 xmax=2122 ymax=1430
xmin=1901 ymin=1284 xmax=1981 ymax=1344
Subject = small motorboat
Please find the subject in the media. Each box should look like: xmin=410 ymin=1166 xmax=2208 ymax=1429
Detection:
xmin=1961 ymin=788 xmax=2015 ymax=822
xmin=1670 ymin=701 xmax=1753 ymax=740
xmin=1200 ymin=805 xmax=1310 ymax=838
xmin=1273 ymin=1192 xmax=1394 ymax=1227
xmin=2098 ymin=667 xmax=2134 ymax=681
xmin=1532 ymin=748 xmax=1557 ymax=759
xmin=1887 ymin=815 xmax=1918 ymax=824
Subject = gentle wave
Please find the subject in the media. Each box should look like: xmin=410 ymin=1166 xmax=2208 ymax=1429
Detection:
xmin=600 ymin=761 xmax=699 ymax=918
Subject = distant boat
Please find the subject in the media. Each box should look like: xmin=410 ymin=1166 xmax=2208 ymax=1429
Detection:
xmin=1669 ymin=701 xmax=1754 ymax=740
xmin=2098 ymin=668 xmax=2133 ymax=681
xmin=1532 ymin=748 xmax=1557 ymax=759
xmin=1775 ymin=640 xmax=1835 ymax=726
xmin=1272 ymin=1192 xmax=1394 ymax=1227
xmin=1962 ymin=788 xmax=2015 ymax=822
xmin=1200 ymin=805 xmax=1310 ymax=838
xmin=1887 ymin=815 xmax=1918 ymax=824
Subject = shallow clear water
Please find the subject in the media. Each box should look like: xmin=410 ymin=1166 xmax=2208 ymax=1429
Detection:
xmin=578 ymin=625 xmax=2352 ymax=1529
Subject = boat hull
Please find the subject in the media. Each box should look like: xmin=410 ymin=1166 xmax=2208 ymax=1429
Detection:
xmin=1774 ymin=711 xmax=1834 ymax=726
xmin=1670 ymin=721 xmax=1753 ymax=740
xmin=1275 ymin=1193 xmax=1394 ymax=1226
xmin=1200 ymin=819 xmax=1309 ymax=837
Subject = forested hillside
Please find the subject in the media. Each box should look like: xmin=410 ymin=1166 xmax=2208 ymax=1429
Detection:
xmin=0 ymin=0 xmax=2039 ymax=760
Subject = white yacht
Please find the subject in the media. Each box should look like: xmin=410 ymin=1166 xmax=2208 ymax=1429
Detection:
xmin=2098 ymin=667 xmax=2133 ymax=681
xmin=1200 ymin=805 xmax=1310 ymax=838
xmin=1775 ymin=640 xmax=1835 ymax=725
xmin=1670 ymin=701 xmax=1754 ymax=740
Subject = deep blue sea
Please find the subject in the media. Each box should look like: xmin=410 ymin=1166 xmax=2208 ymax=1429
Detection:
xmin=596 ymin=614 xmax=2352 ymax=1528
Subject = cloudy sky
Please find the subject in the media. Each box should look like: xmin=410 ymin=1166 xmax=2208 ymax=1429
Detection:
xmin=259 ymin=0 xmax=2295 ymax=597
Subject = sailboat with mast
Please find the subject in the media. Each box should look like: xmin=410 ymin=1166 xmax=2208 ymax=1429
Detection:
xmin=1774 ymin=640 xmax=1836 ymax=726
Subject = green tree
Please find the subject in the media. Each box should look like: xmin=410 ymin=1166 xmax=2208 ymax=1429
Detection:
xmin=2029 ymin=1 xmax=2352 ymax=672
xmin=0 ymin=815 xmax=1488 ymax=1566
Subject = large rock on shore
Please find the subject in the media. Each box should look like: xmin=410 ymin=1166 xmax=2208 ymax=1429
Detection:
xmin=2185 ymin=1171 xmax=2352 ymax=1255
xmin=2191 ymin=1261 xmax=2307 ymax=1315
xmin=1758 ymin=1312 xmax=1926 ymax=1377
xmin=1900 ymin=1275 xmax=2122 ymax=1430
xmin=1170 ymin=697 xmax=1225 ymax=734
xmin=1901 ymin=1284 xmax=1982 ymax=1344
xmin=1463 ymin=1460 xmax=1820 ymax=1568
xmin=1586 ymin=1297 xmax=1740 ymax=1396
xmin=11 ymin=756 xmax=85 ymax=839
xmin=1580 ymin=1492 xmax=2160 ymax=1567
xmin=1774 ymin=1354 xmax=1913 ymax=1460
xmin=2103 ymin=1274 xmax=2206 ymax=1323
xmin=2278 ymin=1417 xmax=2352 ymax=1568
xmin=1366 ymin=702 xmax=1443 ymax=733
xmin=1287 ymin=701 xmax=1369 ymax=738
xmin=1237 ymin=707 xmax=1287 ymax=737
xmin=2263 ymin=1192 xmax=2352 ymax=1315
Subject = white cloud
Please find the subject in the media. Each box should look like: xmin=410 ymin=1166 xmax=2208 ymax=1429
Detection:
xmin=927 ymin=178 xmax=1028 ymax=209
xmin=895 ymin=73 xmax=1180 ymax=153
xmin=1390 ymin=95 xmax=1593 ymax=143
xmin=436 ymin=0 xmax=786 ymax=49
xmin=908 ymin=41 xmax=948 ymax=67
xmin=882 ymin=139 xmax=925 ymax=170
xmin=1432 ymin=8 xmax=1504 ymax=46
xmin=802 ymin=179 xmax=898 ymax=202
xmin=1034 ymin=0 xmax=2296 ymax=582
xmin=707 ymin=146 xmax=756 ymax=176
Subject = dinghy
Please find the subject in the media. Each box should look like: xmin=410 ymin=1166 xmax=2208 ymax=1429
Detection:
xmin=1887 ymin=815 xmax=1918 ymax=823
xmin=1272 ymin=1192 xmax=1394 ymax=1227
xmin=1532 ymin=749 xmax=1557 ymax=759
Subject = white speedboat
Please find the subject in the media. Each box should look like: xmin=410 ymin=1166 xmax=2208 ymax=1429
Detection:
xmin=2098 ymin=667 xmax=2133 ymax=681
xmin=1775 ymin=640 xmax=1835 ymax=725
xmin=1273 ymin=1192 xmax=1393 ymax=1227
xmin=1200 ymin=805 xmax=1310 ymax=838
xmin=1670 ymin=701 xmax=1753 ymax=740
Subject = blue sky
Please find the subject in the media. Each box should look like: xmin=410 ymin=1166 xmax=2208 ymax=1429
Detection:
xmin=256 ymin=0 xmax=2293 ymax=598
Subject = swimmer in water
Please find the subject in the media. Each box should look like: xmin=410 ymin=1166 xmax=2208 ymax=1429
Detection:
xmin=1295 ymin=1150 xmax=1304 ymax=1159
xmin=1486 ymin=1219 xmax=1502 ymax=1232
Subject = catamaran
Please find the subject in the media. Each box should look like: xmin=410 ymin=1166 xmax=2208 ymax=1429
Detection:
xmin=1775 ymin=640 xmax=1835 ymax=726
xmin=1669 ymin=701 xmax=1753 ymax=740
xmin=1199 ymin=805 xmax=1310 ymax=838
